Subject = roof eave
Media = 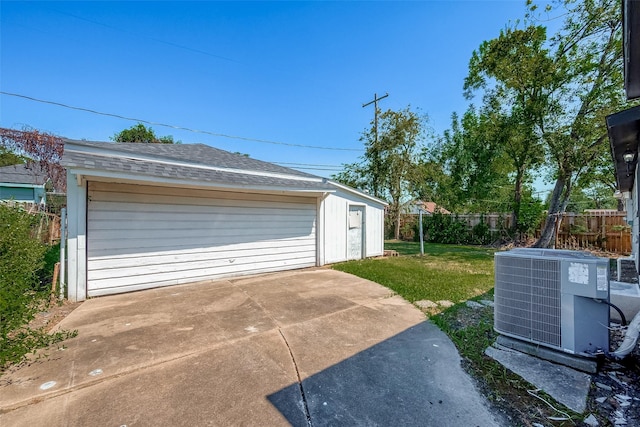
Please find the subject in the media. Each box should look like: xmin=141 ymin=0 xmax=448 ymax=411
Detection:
xmin=326 ymin=180 xmax=388 ymax=206
xmin=66 ymin=167 xmax=334 ymax=196
xmin=624 ymin=0 xmax=640 ymax=100
xmin=0 ymin=182 xmax=46 ymax=189
xmin=607 ymin=105 xmax=640 ymax=192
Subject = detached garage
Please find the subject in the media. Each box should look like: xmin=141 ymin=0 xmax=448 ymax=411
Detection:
xmin=62 ymin=140 xmax=386 ymax=301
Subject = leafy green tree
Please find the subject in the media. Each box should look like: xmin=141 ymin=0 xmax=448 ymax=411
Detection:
xmin=112 ymin=123 xmax=177 ymax=144
xmin=419 ymin=104 xmax=542 ymax=238
xmin=433 ymin=108 xmax=511 ymax=213
xmin=465 ymin=0 xmax=625 ymax=247
xmin=332 ymin=162 xmax=369 ymax=191
xmin=333 ymin=107 xmax=428 ymax=239
xmin=488 ymin=107 xmax=544 ymax=235
xmin=563 ymin=184 xmax=617 ymax=212
xmin=410 ymin=151 xmax=451 ymax=209
xmin=0 ymin=147 xmax=26 ymax=167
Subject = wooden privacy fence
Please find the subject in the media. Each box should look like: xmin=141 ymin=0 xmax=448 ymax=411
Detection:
xmin=538 ymin=211 xmax=632 ymax=254
xmin=28 ymin=211 xmax=60 ymax=245
xmin=393 ymin=211 xmax=632 ymax=254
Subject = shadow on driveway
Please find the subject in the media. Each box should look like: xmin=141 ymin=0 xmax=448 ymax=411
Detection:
xmin=269 ymin=322 xmax=500 ymax=427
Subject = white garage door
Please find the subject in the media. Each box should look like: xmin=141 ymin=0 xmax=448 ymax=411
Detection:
xmin=87 ymin=182 xmax=317 ymax=297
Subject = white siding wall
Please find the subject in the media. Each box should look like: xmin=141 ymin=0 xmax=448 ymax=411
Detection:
xmin=323 ymin=194 xmax=348 ymax=263
xmin=66 ymin=173 xmax=87 ymax=302
xmin=87 ymin=182 xmax=317 ymax=296
xmin=322 ymin=189 xmax=385 ymax=264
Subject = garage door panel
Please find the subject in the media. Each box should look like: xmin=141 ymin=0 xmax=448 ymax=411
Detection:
xmin=88 ymin=201 xmax=316 ymax=219
xmin=88 ymin=216 xmax=316 ymax=233
xmin=88 ymin=241 xmax=317 ymax=270
xmin=87 ymin=234 xmax=315 ymax=257
xmin=88 ymin=225 xmax=316 ymax=243
xmin=88 ymin=262 xmax=312 ymax=298
xmin=87 ymin=183 xmax=317 ymax=296
xmin=88 ymin=248 xmax=317 ymax=281
xmin=89 ymin=254 xmax=316 ymax=292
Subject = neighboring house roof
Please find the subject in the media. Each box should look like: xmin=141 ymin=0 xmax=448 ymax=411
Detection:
xmin=404 ymin=200 xmax=450 ymax=215
xmin=62 ymin=139 xmax=340 ymax=194
xmin=0 ymin=163 xmax=48 ymax=186
xmin=421 ymin=201 xmax=450 ymax=214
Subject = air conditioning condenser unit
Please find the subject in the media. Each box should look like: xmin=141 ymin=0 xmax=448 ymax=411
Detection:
xmin=494 ymin=248 xmax=609 ymax=358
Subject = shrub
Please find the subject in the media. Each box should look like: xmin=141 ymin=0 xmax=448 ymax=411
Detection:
xmin=0 ymin=204 xmax=73 ymax=370
xmin=470 ymin=219 xmax=493 ymax=245
xmin=422 ymin=212 xmax=471 ymax=244
xmin=517 ymin=197 xmax=545 ymax=235
xmin=414 ymin=213 xmax=500 ymax=246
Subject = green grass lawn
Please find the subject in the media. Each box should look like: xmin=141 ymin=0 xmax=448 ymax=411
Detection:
xmin=333 ymin=241 xmax=496 ymax=304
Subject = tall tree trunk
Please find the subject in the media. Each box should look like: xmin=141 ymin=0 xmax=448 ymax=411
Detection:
xmin=511 ymin=168 xmax=524 ymax=240
xmin=394 ymin=204 xmax=401 ymax=240
xmin=534 ymin=175 xmax=570 ymax=248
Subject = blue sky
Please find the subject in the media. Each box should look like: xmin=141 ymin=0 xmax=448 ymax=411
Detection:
xmin=1 ymin=1 xmax=529 ymax=177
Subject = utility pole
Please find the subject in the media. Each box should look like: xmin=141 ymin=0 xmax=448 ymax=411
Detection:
xmin=362 ymin=92 xmax=389 ymax=147
xmin=362 ymin=93 xmax=388 ymax=197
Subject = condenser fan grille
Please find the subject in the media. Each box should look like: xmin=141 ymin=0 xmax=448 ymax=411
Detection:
xmin=495 ymin=256 xmax=561 ymax=347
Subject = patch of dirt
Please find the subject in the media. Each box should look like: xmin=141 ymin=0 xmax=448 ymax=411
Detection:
xmin=28 ymin=299 xmax=82 ymax=332
xmin=587 ymin=329 xmax=640 ymax=427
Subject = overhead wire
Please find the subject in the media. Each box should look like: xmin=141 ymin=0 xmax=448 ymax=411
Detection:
xmin=274 ymin=161 xmax=344 ymax=168
xmin=45 ymin=7 xmax=241 ymax=64
xmin=283 ymin=167 xmax=342 ymax=172
xmin=0 ymin=91 xmax=364 ymax=152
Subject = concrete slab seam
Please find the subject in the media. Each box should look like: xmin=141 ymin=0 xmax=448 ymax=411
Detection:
xmin=278 ymin=329 xmax=313 ymax=427
xmin=230 ymin=279 xmax=313 ymax=425
xmin=230 ymin=280 xmax=406 ymax=327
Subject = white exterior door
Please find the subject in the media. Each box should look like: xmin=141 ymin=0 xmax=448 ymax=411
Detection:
xmin=347 ymin=205 xmax=365 ymax=260
xmin=86 ymin=182 xmax=317 ymax=297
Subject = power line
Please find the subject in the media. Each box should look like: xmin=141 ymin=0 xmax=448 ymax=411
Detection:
xmin=0 ymin=91 xmax=364 ymax=152
xmin=274 ymin=161 xmax=343 ymax=167
xmin=47 ymin=7 xmax=241 ymax=64
xmin=288 ymin=166 xmax=342 ymax=172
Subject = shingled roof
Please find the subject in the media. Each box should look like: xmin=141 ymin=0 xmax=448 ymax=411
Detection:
xmin=0 ymin=163 xmax=48 ymax=186
xmin=61 ymin=139 xmax=333 ymax=192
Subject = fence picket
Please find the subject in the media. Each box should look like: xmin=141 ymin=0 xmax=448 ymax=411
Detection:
xmin=393 ymin=211 xmax=632 ymax=254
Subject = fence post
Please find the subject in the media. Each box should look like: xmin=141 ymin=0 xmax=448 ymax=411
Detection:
xmin=419 ymin=209 xmax=424 ymax=256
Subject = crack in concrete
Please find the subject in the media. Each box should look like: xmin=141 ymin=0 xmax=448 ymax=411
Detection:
xmin=278 ymin=329 xmax=313 ymax=427
xmin=231 ymin=280 xmax=313 ymax=426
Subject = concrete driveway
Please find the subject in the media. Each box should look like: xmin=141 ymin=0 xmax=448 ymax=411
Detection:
xmin=0 ymin=269 xmax=501 ymax=426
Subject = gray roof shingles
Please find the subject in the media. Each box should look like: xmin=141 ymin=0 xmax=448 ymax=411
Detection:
xmin=0 ymin=163 xmax=48 ymax=185
xmin=61 ymin=140 xmax=332 ymax=191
